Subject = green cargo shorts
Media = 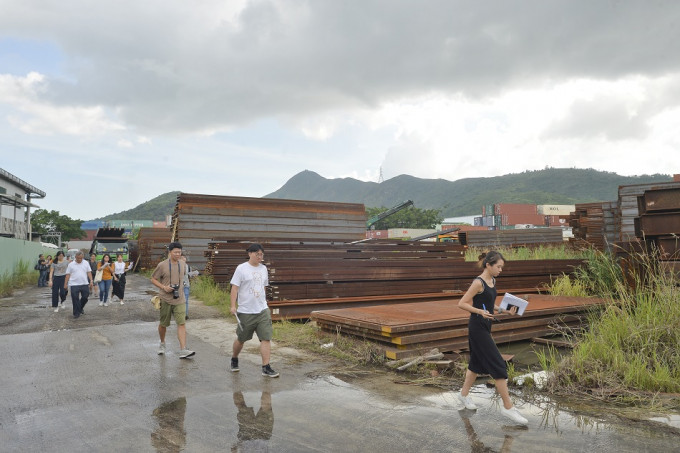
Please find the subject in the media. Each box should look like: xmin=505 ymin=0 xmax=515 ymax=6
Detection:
xmin=236 ymin=308 xmax=273 ymax=342
xmin=159 ymin=301 xmax=186 ymax=327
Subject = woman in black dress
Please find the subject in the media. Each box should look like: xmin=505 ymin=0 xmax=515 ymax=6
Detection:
xmin=457 ymin=251 xmax=528 ymax=425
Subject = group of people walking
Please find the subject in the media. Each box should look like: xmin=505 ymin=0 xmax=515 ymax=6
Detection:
xmin=41 ymin=251 xmax=131 ymax=313
xmin=92 ymin=253 xmax=129 ymax=306
xmin=39 ymin=244 xmax=529 ymax=425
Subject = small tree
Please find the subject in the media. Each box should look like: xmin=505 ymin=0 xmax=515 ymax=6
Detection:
xmin=366 ymin=206 xmax=443 ymax=230
xmin=31 ymin=209 xmax=85 ymax=241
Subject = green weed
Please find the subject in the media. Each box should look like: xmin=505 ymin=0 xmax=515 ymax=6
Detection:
xmin=0 ymin=261 xmax=36 ymax=298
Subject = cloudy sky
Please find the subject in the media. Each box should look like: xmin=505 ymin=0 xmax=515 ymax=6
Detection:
xmin=1 ymin=0 xmax=679 ymax=220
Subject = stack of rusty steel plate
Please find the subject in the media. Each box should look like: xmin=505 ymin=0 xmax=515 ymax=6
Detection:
xmin=136 ymin=227 xmax=172 ymax=270
xmin=618 ymin=181 xmax=680 ymax=242
xmin=563 ymin=201 xmax=619 ymax=251
xmin=171 ymin=193 xmax=367 ymax=271
xmin=263 ymin=256 xmax=583 ymax=320
xmin=458 ymin=228 xmax=564 ymax=248
xmin=204 ymin=238 xmax=467 ymax=290
xmin=635 ymin=186 xmax=680 ymax=260
xmin=311 ymin=294 xmax=606 ymax=360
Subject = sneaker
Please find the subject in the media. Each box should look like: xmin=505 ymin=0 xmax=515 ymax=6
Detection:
xmin=99 ymin=302 xmax=104 ymax=307
xmin=59 ymin=303 xmax=65 ymax=309
xmin=230 ymin=358 xmax=240 ymax=372
xmin=54 ymin=307 xmax=59 ymax=313
xmin=501 ymin=406 xmax=528 ymax=425
xmin=104 ymin=303 xmax=109 ymax=307
xmin=457 ymin=392 xmax=478 ymax=410
xmin=157 ymin=343 xmax=166 ymax=355
xmin=179 ymin=349 xmax=195 ymax=359
xmin=261 ymin=364 xmax=279 ymax=378
xmin=120 ymin=301 xmax=124 ymax=305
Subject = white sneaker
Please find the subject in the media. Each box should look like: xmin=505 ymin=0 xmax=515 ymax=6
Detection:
xmin=501 ymin=406 xmax=528 ymax=425
xmin=120 ymin=301 xmax=124 ymax=305
xmin=457 ymin=392 xmax=478 ymax=410
xmin=179 ymin=349 xmax=195 ymax=359
xmin=59 ymin=303 xmax=65 ymax=309
xmin=54 ymin=307 xmax=59 ymax=313
xmin=104 ymin=303 xmax=109 ymax=307
xmin=99 ymin=302 xmax=104 ymax=306
xmin=158 ymin=343 xmax=166 ymax=355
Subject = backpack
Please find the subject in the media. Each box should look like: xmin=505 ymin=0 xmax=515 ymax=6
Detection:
xmin=34 ymin=262 xmax=40 ymax=271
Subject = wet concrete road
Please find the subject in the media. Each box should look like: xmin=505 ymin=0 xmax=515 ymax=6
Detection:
xmin=2 ymin=276 xmax=680 ymax=452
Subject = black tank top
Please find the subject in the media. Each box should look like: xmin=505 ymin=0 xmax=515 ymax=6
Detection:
xmin=471 ymin=276 xmax=496 ymax=314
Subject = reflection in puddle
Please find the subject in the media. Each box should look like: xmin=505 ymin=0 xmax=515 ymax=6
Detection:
xmin=232 ymin=391 xmax=274 ymax=452
xmin=151 ymin=397 xmax=187 ymax=453
xmin=460 ymin=409 xmax=519 ymax=453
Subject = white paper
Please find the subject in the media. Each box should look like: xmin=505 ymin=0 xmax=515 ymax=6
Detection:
xmin=500 ymin=293 xmax=529 ymax=316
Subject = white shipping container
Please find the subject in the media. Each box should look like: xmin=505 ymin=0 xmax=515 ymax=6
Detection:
xmin=388 ymin=228 xmax=436 ymax=239
xmin=537 ymin=205 xmax=576 ymax=216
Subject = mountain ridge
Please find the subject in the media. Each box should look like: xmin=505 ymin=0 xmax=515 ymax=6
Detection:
xmin=94 ymin=169 xmax=672 ymax=221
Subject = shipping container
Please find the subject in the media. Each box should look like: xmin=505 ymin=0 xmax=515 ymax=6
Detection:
xmin=106 ymin=219 xmax=154 ymax=229
xmin=474 ymin=216 xmax=483 ymax=226
xmin=537 ymin=205 xmax=575 ymax=216
xmin=365 ymin=230 xmax=388 ymax=239
xmin=81 ymin=220 xmax=106 ymax=230
xmin=494 ymin=203 xmax=538 ymax=215
xmin=388 ymin=228 xmax=436 ymax=239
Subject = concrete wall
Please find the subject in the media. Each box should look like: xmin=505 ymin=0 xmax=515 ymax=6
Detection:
xmin=0 ymin=237 xmax=60 ymax=277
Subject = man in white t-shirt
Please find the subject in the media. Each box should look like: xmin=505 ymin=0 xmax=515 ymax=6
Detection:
xmin=63 ymin=251 xmax=94 ymax=318
xmin=229 ymin=243 xmax=278 ymax=377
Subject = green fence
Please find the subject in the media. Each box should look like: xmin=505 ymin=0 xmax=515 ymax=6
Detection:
xmin=0 ymin=237 xmax=62 ymax=277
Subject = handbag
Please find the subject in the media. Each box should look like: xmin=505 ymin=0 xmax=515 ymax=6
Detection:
xmin=94 ymin=269 xmax=104 ymax=283
xmin=150 ymin=295 xmax=161 ymax=310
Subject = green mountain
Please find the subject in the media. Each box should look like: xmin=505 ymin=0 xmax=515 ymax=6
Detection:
xmin=266 ymin=168 xmax=672 ymax=217
xmin=97 ymin=191 xmax=180 ymax=222
xmin=93 ymin=168 xmax=672 ymax=221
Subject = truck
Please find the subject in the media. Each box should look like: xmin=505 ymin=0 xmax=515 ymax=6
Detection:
xmin=89 ymin=227 xmax=129 ymax=261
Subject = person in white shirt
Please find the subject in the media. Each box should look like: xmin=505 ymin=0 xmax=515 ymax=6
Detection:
xmin=229 ymin=243 xmax=278 ymax=378
xmin=111 ymin=254 xmax=130 ymax=305
xmin=63 ymin=252 xmax=94 ymax=319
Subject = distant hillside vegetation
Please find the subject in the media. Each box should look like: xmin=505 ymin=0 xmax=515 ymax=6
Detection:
xmin=266 ymin=168 xmax=672 ymax=217
xmin=96 ymin=191 xmax=180 ymax=222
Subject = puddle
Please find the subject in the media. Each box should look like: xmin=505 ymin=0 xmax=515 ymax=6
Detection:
xmin=171 ymin=372 xmax=680 ymax=452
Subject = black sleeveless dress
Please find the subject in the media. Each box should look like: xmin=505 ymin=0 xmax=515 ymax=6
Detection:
xmin=467 ymin=277 xmax=508 ymax=379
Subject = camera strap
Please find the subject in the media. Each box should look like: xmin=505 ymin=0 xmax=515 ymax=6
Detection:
xmin=168 ymin=260 xmax=182 ymax=287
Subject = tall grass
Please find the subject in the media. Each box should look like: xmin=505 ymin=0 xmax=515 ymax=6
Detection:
xmin=190 ymin=275 xmax=231 ymax=316
xmin=465 ymin=244 xmax=588 ymax=262
xmin=545 ymin=249 xmax=680 ymax=398
xmin=0 ymin=260 xmax=37 ymax=298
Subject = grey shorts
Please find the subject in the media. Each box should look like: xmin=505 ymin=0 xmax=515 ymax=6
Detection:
xmin=236 ymin=308 xmax=273 ymax=342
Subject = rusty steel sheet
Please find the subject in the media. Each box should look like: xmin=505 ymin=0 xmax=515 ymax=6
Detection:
xmin=459 ymin=228 xmax=564 ymax=247
xmin=656 ymin=236 xmax=680 ymax=260
xmin=171 ymin=193 xmax=368 ymax=270
xmin=639 ymin=187 xmax=680 ymax=213
xmin=564 ymin=201 xmax=619 ymax=252
xmin=311 ymin=295 xmax=604 ymax=334
xmin=136 ymin=227 xmax=173 ymax=270
xmin=618 ymin=181 xmax=680 ymax=241
xmin=311 ymin=294 xmax=605 ymax=359
xmin=637 ymin=212 xmax=680 ymax=237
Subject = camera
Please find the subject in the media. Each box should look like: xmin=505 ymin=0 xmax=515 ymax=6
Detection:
xmin=170 ymin=284 xmax=180 ymax=299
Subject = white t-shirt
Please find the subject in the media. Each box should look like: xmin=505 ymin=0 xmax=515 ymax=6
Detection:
xmin=230 ymin=262 xmax=269 ymax=314
xmin=114 ymin=261 xmax=126 ymax=274
xmin=66 ymin=260 xmax=93 ymax=286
